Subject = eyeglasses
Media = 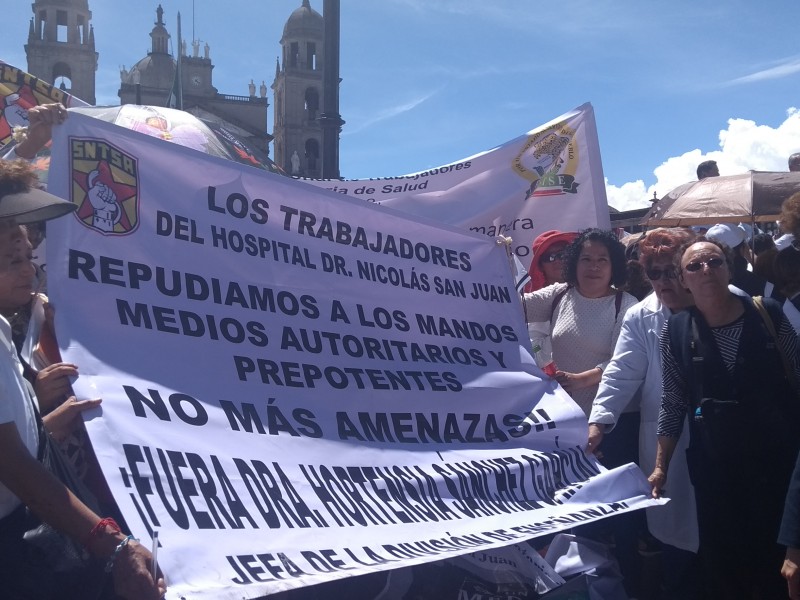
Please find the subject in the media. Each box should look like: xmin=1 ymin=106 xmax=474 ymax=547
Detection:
xmin=683 ymin=257 xmax=725 ymax=272
xmin=541 ymin=251 xmax=565 ymax=263
xmin=645 ymin=267 xmax=677 ymax=281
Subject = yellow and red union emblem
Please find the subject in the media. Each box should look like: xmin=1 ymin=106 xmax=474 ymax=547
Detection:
xmin=0 ymin=63 xmax=69 ymax=148
xmin=70 ymin=138 xmax=139 ymax=235
xmin=512 ymin=120 xmax=580 ymax=200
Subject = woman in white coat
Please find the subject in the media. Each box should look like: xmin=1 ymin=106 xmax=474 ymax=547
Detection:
xmin=588 ymin=228 xmax=699 ymax=599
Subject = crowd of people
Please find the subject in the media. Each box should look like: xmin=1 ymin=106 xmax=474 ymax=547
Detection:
xmin=522 ymin=156 xmax=800 ymax=599
xmin=1 ymin=101 xmax=799 ymax=600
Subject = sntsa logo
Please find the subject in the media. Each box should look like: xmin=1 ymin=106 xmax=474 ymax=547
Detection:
xmin=70 ymin=137 xmax=139 ymax=235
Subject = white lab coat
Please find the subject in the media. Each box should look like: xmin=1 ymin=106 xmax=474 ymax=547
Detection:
xmin=589 ymin=292 xmax=699 ymax=553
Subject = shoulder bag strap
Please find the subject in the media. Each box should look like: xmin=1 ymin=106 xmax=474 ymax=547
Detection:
xmin=752 ymin=295 xmax=797 ymax=392
xmin=550 ymin=286 xmax=569 ymax=321
xmin=688 ymin=315 xmax=705 ymax=411
xmin=667 ymin=310 xmax=706 ymax=412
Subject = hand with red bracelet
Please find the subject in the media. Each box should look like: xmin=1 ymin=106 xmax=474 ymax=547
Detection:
xmin=86 ymin=518 xmax=166 ymax=599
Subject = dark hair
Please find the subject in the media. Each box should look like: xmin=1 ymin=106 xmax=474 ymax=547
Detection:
xmin=775 ymin=247 xmax=800 ymax=296
xmin=752 ymin=232 xmax=775 ymax=255
xmin=638 ymin=228 xmax=696 ymax=270
xmin=754 ymin=246 xmax=778 ymax=283
xmin=673 ymin=236 xmax=735 ymax=275
xmin=562 ymin=228 xmax=627 ymax=288
xmin=623 ymin=259 xmax=652 ymax=301
xmin=696 ymin=160 xmax=718 ymax=179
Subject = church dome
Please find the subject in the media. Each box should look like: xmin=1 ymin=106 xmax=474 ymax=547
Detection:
xmin=120 ymin=5 xmax=174 ymax=89
xmin=282 ymin=0 xmax=323 ymax=39
xmin=122 ymin=53 xmax=175 ymax=89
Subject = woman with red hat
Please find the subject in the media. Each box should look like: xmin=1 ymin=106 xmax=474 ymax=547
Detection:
xmin=524 ymin=230 xmax=578 ymax=293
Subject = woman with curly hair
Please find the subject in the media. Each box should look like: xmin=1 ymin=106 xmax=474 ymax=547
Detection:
xmin=523 ymin=228 xmax=637 ymax=416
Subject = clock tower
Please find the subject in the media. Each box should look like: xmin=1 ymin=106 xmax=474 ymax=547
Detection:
xmin=180 ymin=39 xmax=214 ymax=96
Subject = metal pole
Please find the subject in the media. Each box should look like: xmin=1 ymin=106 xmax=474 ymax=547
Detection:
xmin=320 ymin=0 xmax=344 ymax=179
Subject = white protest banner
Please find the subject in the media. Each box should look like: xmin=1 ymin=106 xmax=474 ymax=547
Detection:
xmin=47 ymin=114 xmax=660 ymax=600
xmin=299 ymin=103 xmax=609 ymax=267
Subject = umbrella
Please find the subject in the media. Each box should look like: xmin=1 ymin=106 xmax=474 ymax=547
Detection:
xmin=641 ymin=171 xmax=800 ymax=227
xmin=71 ymin=105 xmax=285 ymax=176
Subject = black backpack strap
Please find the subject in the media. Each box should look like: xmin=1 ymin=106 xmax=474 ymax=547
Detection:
xmin=614 ymin=290 xmax=623 ymax=321
xmin=667 ymin=309 xmax=706 ymax=413
xmin=549 ymin=286 xmax=569 ymax=321
xmin=688 ymin=316 xmax=705 ymax=412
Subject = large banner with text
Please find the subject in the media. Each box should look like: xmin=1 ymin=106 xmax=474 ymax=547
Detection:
xmin=299 ymin=103 xmax=609 ymax=268
xmin=47 ymin=114 xmax=658 ymax=600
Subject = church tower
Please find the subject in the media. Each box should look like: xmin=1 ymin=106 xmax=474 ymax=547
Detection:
xmin=25 ymin=0 xmax=98 ymax=104
xmin=273 ymin=0 xmax=334 ymax=178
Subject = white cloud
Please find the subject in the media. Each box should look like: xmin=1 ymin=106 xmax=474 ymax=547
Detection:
xmin=606 ymin=107 xmax=800 ymax=212
xmin=606 ymin=179 xmax=650 ymax=213
xmin=726 ymin=57 xmax=800 ymax=85
xmin=345 ymin=88 xmax=442 ymax=135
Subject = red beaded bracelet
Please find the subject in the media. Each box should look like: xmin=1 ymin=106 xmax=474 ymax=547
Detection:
xmin=85 ymin=517 xmax=122 ymax=547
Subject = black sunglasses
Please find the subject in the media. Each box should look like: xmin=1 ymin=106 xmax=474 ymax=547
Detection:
xmin=684 ymin=257 xmax=725 ymax=272
xmin=541 ymin=251 xmax=565 ymax=263
xmin=645 ymin=267 xmax=677 ymax=281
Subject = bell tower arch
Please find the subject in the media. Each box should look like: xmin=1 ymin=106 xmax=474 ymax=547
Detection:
xmin=272 ymin=0 xmax=325 ymax=177
xmin=25 ymin=0 xmax=98 ymax=104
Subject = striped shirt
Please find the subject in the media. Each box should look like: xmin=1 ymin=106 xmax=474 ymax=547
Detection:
xmin=657 ymin=311 xmax=800 ymax=438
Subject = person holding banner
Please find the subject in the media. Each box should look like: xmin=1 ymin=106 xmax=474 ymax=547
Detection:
xmin=3 ymin=102 xmax=67 ymax=160
xmin=588 ymin=228 xmax=700 ymax=599
xmin=650 ymin=237 xmax=800 ymax=599
xmin=522 ymin=228 xmax=637 ymax=416
xmin=523 ymin=230 xmax=578 ymax=369
xmin=0 ymin=159 xmax=165 ymax=599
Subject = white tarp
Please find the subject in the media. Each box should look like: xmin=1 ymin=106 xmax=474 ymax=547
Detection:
xmin=299 ymin=103 xmax=609 ymax=267
xmin=46 ymin=114 xmax=659 ymax=600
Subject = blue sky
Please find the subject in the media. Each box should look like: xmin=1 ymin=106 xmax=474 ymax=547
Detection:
xmin=4 ymin=0 xmax=800 ymax=210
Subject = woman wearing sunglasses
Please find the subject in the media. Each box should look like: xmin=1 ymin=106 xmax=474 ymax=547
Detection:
xmin=524 ymin=230 xmax=577 ymax=293
xmin=649 ymin=237 xmax=800 ymax=598
xmin=588 ymin=228 xmax=699 ymax=598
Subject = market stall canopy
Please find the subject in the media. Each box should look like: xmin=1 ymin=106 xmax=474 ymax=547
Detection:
xmin=641 ymin=171 xmax=800 ymax=227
